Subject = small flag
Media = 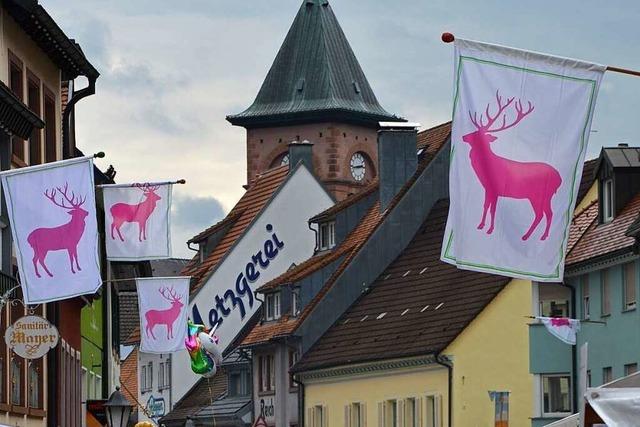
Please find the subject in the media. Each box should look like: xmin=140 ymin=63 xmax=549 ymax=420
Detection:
xmin=102 ymin=182 xmax=172 ymax=261
xmin=441 ymin=38 xmax=605 ymax=282
xmin=537 ymin=316 xmax=581 ymax=345
xmin=0 ymin=157 xmax=101 ymax=304
xmin=138 ymin=277 xmax=190 ymax=353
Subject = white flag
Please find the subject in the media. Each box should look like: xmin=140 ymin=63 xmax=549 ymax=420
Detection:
xmin=102 ymin=183 xmax=172 ymax=261
xmin=537 ymin=316 xmax=581 ymax=345
xmin=441 ymin=38 xmax=605 ymax=282
xmin=138 ymin=276 xmax=190 ymax=353
xmin=0 ymin=157 xmax=101 ymax=304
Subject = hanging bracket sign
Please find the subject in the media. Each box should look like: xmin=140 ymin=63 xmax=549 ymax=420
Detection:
xmin=4 ymin=315 xmax=59 ymax=359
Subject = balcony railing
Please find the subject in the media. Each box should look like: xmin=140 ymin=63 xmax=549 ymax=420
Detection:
xmin=0 ymin=269 xmax=18 ymax=296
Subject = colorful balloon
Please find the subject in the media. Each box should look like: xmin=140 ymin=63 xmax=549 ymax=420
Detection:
xmin=185 ymin=320 xmax=222 ymax=378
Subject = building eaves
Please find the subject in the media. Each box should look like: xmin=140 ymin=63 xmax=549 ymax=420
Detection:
xmin=4 ymin=0 xmax=99 ymax=80
xmin=188 ymin=210 xmax=245 ymax=244
xmin=309 ymin=180 xmax=378 ymax=223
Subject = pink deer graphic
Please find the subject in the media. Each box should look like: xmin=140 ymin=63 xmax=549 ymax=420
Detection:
xmin=110 ymin=183 xmax=161 ymax=242
xmin=145 ymin=286 xmax=184 ymax=340
xmin=27 ymin=183 xmax=88 ymax=278
xmin=463 ymin=91 xmax=562 ymax=241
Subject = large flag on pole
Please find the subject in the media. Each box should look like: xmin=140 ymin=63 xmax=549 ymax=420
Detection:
xmin=102 ymin=182 xmax=172 ymax=261
xmin=0 ymin=157 xmax=101 ymax=304
xmin=137 ymin=276 xmax=190 ymax=353
xmin=441 ymin=38 xmax=605 ymax=282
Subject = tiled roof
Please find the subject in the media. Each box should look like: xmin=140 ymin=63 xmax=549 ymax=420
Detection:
xmin=309 ymin=180 xmax=378 ymax=223
xmin=119 ymin=347 xmax=138 ymax=410
xmin=627 ymin=213 xmax=640 ymax=238
xmin=577 ymin=158 xmax=598 ymax=204
xmin=566 ymin=200 xmax=598 ymax=255
xmin=241 ymin=122 xmax=452 ymax=347
xmin=182 ymin=166 xmax=289 ymax=296
xmin=160 ymin=368 xmax=228 ymax=423
xmin=294 ymin=199 xmax=509 ymax=372
xmin=243 ymin=202 xmax=383 ymax=345
xmin=188 ymin=210 xmax=245 ymax=244
xmin=150 ymin=258 xmax=190 ymax=276
xmin=566 ymin=192 xmax=640 ymax=266
xmin=417 ymin=122 xmax=452 ymax=155
xmin=119 ymin=291 xmax=139 ymax=344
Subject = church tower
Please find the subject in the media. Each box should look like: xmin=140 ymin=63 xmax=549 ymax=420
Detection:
xmin=227 ymin=0 xmax=403 ymax=200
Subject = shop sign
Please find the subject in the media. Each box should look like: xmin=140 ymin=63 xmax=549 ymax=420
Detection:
xmin=4 ymin=315 xmax=59 ymax=359
xmin=146 ymin=395 xmax=166 ymax=419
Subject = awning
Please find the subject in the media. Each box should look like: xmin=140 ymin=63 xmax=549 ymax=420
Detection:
xmin=0 ymin=80 xmax=44 ymax=139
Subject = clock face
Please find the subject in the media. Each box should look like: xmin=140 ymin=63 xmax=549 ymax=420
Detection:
xmin=280 ymin=153 xmax=290 ymax=166
xmin=350 ymin=153 xmax=366 ymax=182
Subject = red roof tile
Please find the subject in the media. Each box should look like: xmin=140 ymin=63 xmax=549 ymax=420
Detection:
xmin=566 ymin=193 xmax=640 ymax=266
xmin=309 ymin=180 xmax=378 ymax=223
xmin=183 ymin=166 xmax=290 ymax=295
xmin=417 ymin=122 xmax=451 ymax=154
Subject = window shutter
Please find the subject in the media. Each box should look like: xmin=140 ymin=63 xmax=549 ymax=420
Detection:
xmin=345 ymin=404 xmax=351 ymax=427
xmin=378 ymin=402 xmax=384 ymax=427
xmin=418 ymin=397 xmax=424 ymax=427
xmin=361 ymin=402 xmax=367 ymax=427
xmin=323 ymin=405 xmax=329 ymax=427
xmin=398 ymin=400 xmax=404 ymax=427
xmin=307 ymin=407 xmax=314 ymax=427
xmin=435 ymin=395 xmax=443 ymax=427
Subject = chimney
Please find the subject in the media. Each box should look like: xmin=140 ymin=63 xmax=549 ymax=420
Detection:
xmin=378 ymin=122 xmax=420 ymax=210
xmin=288 ymin=140 xmax=314 ymax=171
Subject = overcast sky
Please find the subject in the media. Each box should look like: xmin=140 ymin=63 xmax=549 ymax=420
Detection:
xmin=42 ymin=0 xmax=640 ymax=258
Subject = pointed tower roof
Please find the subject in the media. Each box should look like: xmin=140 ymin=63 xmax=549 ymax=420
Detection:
xmin=227 ymin=0 xmax=403 ymax=128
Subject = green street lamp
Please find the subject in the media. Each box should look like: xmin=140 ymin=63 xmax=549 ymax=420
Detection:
xmin=104 ymin=386 xmax=134 ymax=427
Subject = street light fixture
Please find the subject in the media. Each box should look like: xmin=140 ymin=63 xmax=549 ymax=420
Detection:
xmin=104 ymin=386 xmax=134 ymax=427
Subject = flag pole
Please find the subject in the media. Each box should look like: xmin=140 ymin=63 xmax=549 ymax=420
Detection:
xmin=524 ymin=315 xmax=606 ymax=325
xmin=96 ymin=179 xmax=187 ymax=188
xmin=441 ymin=33 xmax=640 ymax=78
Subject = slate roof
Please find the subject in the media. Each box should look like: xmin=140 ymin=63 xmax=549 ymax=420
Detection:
xmin=150 ymin=258 xmax=190 ymax=277
xmin=566 ymin=192 xmax=640 ymax=266
xmin=194 ymin=394 xmax=252 ymax=419
xmin=182 ymin=165 xmax=290 ymax=296
xmin=119 ymin=291 xmax=139 ymax=344
xmin=227 ymin=0 xmax=400 ymax=128
xmin=294 ymin=199 xmax=510 ymax=372
xmin=309 ymin=180 xmax=378 ymax=223
xmin=602 ymin=147 xmax=640 ymax=169
xmin=577 ymin=158 xmax=598 ymax=204
xmin=241 ymin=123 xmax=452 ymax=347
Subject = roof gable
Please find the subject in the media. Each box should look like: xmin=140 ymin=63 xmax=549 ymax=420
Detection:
xmin=227 ymin=0 xmax=400 ymax=128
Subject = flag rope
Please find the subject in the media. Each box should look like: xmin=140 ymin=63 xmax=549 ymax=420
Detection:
xmin=524 ymin=315 xmax=606 ymax=325
xmin=96 ymin=179 xmax=186 ymax=189
xmin=441 ymin=33 xmax=640 ymax=78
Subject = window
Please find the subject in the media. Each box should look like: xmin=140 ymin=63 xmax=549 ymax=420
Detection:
xmin=292 ymin=288 xmax=300 ymax=316
xmin=425 ymin=395 xmax=441 ymax=427
xmin=492 ymin=392 xmax=509 ymax=427
xmin=10 ymin=302 xmax=24 ymax=407
xmin=289 ymin=349 xmax=299 ymax=388
xmin=601 ymin=269 xmax=611 ymax=316
xmin=603 ymin=367 xmax=613 ymax=384
xmin=319 ymin=221 xmax=336 ymax=250
xmin=404 ymin=398 xmax=418 ymax=427
xmin=310 ymin=405 xmax=326 ymax=427
xmin=265 ymin=292 xmax=281 ymax=321
xmin=27 ymin=71 xmax=42 ymax=165
xmin=229 ymin=370 xmax=248 ymax=397
xmin=542 ymin=375 xmax=571 ymax=416
xmin=9 ymin=51 xmax=25 ymax=163
xmin=147 ymin=362 xmax=153 ymax=391
xmin=587 ymin=370 xmax=592 ymax=388
xmin=258 ymin=354 xmax=275 ymax=393
xmin=383 ymin=400 xmax=397 ymax=427
xmin=582 ymin=275 xmax=590 ymax=319
xmin=141 ymin=366 xmax=147 ymax=392
xmin=624 ymin=363 xmax=637 ymax=376
xmin=538 ymin=284 xmax=570 ymax=318
xmin=345 ymin=402 xmax=365 ymax=427
xmin=602 ymin=179 xmax=614 ymax=222
xmin=44 ymin=87 xmax=57 ymax=163
xmin=624 ymin=262 xmax=636 ymax=310
xmin=28 ymin=361 xmax=40 ymax=409
xmin=165 ymin=359 xmax=171 ymax=388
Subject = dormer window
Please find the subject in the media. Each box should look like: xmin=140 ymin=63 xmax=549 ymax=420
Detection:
xmin=291 ymin=288 xmax=300 ymax=316
xmin=265 ymin=292 xmax=281 ymax=321
xmin=319 ymin=221 xmax=336 ymax=250
xmin=602 ymin=178 xmax=614 ymax=222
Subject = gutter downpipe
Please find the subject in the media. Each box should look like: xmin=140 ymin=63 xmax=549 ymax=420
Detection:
xmin=62 ymin=76 xmax=97 ymax=159
xmin=435 ymin=354 xmax=453 ymax=427
xmin=561 ymin=282 xmax=578 ymax=413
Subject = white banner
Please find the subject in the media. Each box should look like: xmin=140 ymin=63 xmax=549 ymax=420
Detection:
xmin=138 ymin=276 xmax=189 ymax=354
xmin=1 ymin=157 xmax=101 ymax=304
xmin=441 ymin=38 xmax=605 ymax=281
xmin=102 ymin=183 xmax=172 ymax=261
xmin=537 ymin=316 xmax=581 ymax=345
